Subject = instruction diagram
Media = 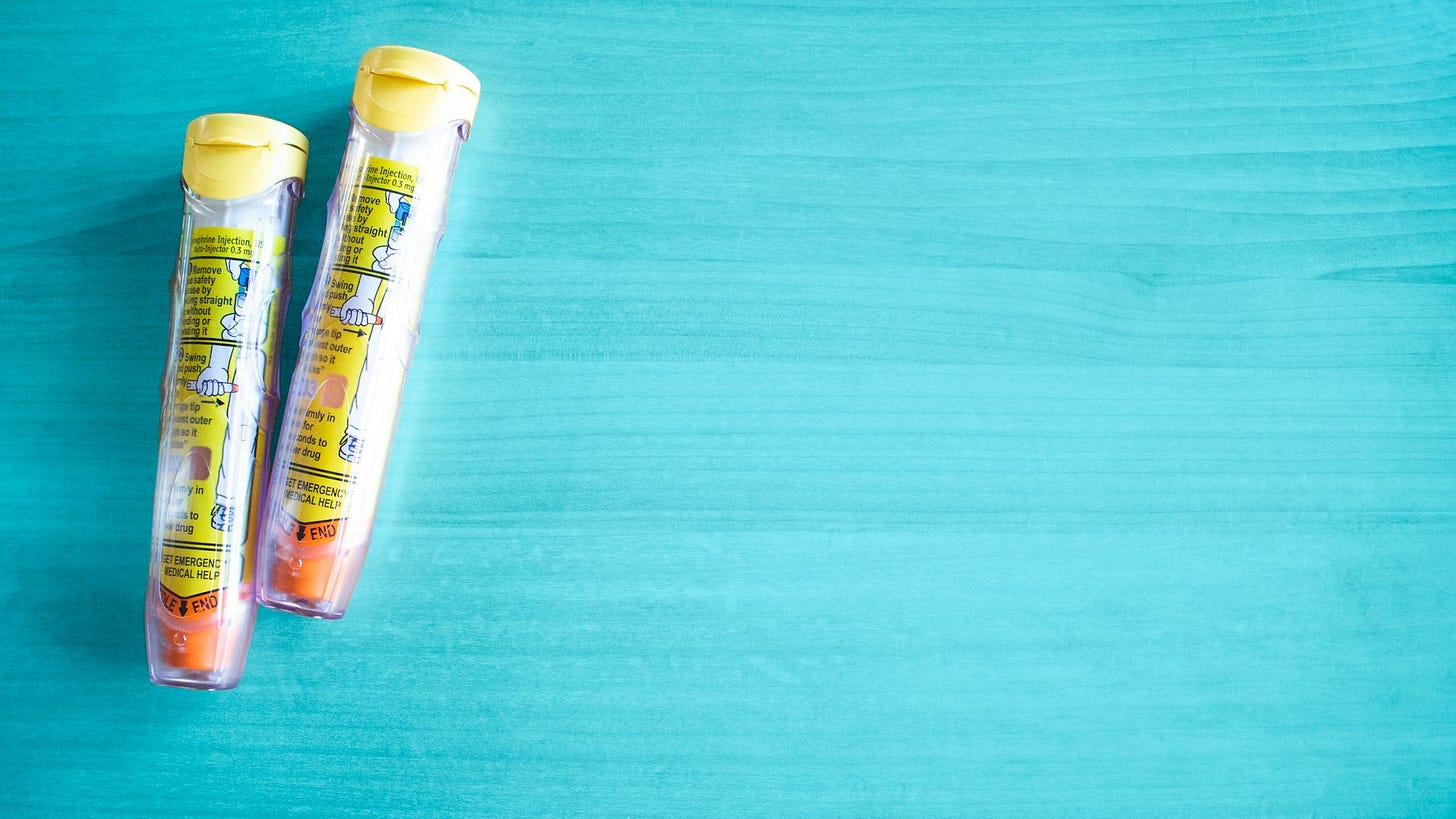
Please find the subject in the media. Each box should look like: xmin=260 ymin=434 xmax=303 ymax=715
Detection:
xmin=188 ymin=257 xmax=271 ymax=531
xmin=333 ymin=190 xmax=410 ymax=463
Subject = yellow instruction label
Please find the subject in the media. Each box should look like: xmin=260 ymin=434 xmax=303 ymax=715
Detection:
xmin=157 ymin=227 xmax=283 ymax=619
xmin=278 ymin=156 xmax=418 ymax=548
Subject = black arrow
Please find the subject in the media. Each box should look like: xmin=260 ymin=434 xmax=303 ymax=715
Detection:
xmin=211 ymin=398 xmax=225 ymax=406
xmin=348 ymin=329 xmax=366 ymax=338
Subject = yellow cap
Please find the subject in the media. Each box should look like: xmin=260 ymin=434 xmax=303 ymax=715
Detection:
xmin=183 ymin=114 xmax=308 ymax=201
xmin=353 ymin=46 xmax=481 ymax=133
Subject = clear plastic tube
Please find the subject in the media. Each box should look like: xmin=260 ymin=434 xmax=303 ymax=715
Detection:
xmin=147 ymin=114 xmax=306 ymax=688
xmin=259 ymin=47 xmax=479 ymax=619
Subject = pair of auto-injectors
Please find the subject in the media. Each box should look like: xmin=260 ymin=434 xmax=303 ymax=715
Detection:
xmin=147 ymin=46 xmax=479 ymax=689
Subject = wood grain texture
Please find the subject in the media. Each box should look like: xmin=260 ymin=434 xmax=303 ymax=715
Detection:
xmin=3 ymin=0 xmax=1456 ymax=814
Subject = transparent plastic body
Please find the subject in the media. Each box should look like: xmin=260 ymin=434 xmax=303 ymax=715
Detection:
xmin=259 ymin=110 xmax=468 ymax=618
xmin=147 ymin=178 xmax=300 ymax=689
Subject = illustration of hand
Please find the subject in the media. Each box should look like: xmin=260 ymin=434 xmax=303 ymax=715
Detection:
xmin=194 ymin=366 xmax=231 ymax=396
xmin=211 ymin=502 xmax=235 ymax=532
xmin=386 ymin=191 xmax=409 ymax=226
xmin=220 ymin=312 xmax=243 ymax=341
xmin=336 ymin=295 xmax=378 ymax=326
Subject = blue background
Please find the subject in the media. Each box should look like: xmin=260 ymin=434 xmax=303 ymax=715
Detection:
xmin=3 ymin=0 xmax=1456 ymax=814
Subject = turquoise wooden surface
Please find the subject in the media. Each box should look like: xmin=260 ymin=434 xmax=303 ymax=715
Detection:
xmin=3 ymin=0 xmax=1456 ymax=813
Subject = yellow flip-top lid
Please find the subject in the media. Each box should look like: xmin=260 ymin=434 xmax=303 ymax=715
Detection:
xmin=183 ymin=114 xmax=308 ymax=200
xmin=353 ymin=46 xmax=480 ymax=133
